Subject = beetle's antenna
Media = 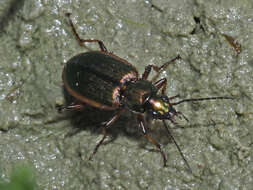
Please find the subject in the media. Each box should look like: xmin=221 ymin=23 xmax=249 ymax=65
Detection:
xmin=162 ymin=120 xmax=192 ymax=173
xmin=171 ymin=96 xmax=233 ymax=106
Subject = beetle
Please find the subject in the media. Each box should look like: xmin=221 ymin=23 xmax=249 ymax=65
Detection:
xmin=60 ymin=13 xmax=232 ymax=172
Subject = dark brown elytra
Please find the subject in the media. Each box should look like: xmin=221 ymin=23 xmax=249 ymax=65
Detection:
xmin=60 ymin=13 xmax=233 ymax=173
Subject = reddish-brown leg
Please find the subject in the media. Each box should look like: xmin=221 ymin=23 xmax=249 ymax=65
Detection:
xmin=162 ymin=120 xmax=192 ymax=173
xmin=56 ymin=103 xmax=85 ymax=112
xmin=155 ymin=79 xmax=183 ymax=98
xmin=137 ymin=114 xmax=167 ymax=167
xmin=141 ymin=55 xmax=181 ymax=80
xmin=154 ymin=78 xmax=167 ymax=95
xmin=88 ymin=108 xmax=123 ymax=160
xmin=65 ymin=13 xmax=108 ymax=52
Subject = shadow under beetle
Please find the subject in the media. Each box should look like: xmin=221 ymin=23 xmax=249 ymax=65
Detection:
xmin=60 ymin=13 xmax=233 ymax=172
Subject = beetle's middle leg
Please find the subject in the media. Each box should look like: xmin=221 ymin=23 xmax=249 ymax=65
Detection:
xmin=65 ymin=13 xmax=108 ymax=52
xmin=137 ymin=114 xmax=167 ymax=167
xmin=141 ymin=55 xmax=181 ymax=80
xmin=88 ymin=109 xmax=123 ymax=160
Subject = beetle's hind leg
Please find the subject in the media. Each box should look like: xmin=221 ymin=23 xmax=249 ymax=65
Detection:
xmin=65 ymin=13 xmax=108 ymax=52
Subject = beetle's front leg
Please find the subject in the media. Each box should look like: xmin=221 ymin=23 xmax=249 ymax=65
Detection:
xmin=89 ymin=108 xmax=123 ymax=160
xmin=137 ymin=114 xmax=167 ymax=167
xmin=155 ymin=79 xmax=182 ymax=98
xmin=141 ymin=55 xmax=181 ymax=80
xmin=154 ymin=78 xmax=167 ymax=95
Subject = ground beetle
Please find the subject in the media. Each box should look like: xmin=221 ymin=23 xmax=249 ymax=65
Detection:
xmin=60 ymin=13 xmax=232 ymax=172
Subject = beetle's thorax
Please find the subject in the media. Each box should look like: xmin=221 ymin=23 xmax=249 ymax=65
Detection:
xmin=122 ymin=80 xmax=158 ymax=113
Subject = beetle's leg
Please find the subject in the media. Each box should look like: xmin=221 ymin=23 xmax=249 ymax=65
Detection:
xmin=155 ymin=80 xmax=181 ymax=98
xmin=88 ymin=109 xmax=122 ymax=160
xmin=154 ymin=78 xmax=167 ymax=95
xmin=137 ymin=114 xmax=167 ymax=167
xmin=162 ymin=120 xmax=192 ymax=173
xmin=156 ymin=55 xmax=181 ymax=72
xmin=65 ymin=13 xmax=108 ymax=52
xmin=141 ymin=55 xmax=181 ymax=80
xmin=56 ymin=103 xmax=85 ymax=112
xmin=141 ymin=65 xmax=153 ymax=80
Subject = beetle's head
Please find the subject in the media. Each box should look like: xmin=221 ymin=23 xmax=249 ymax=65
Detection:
xmin=144 ymin=94 xmax=232 ymax=123
xmin=144 ymin=95 xmax=185 ymax=123
xmin=147 ymin=96 xmax=173 ymax=119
